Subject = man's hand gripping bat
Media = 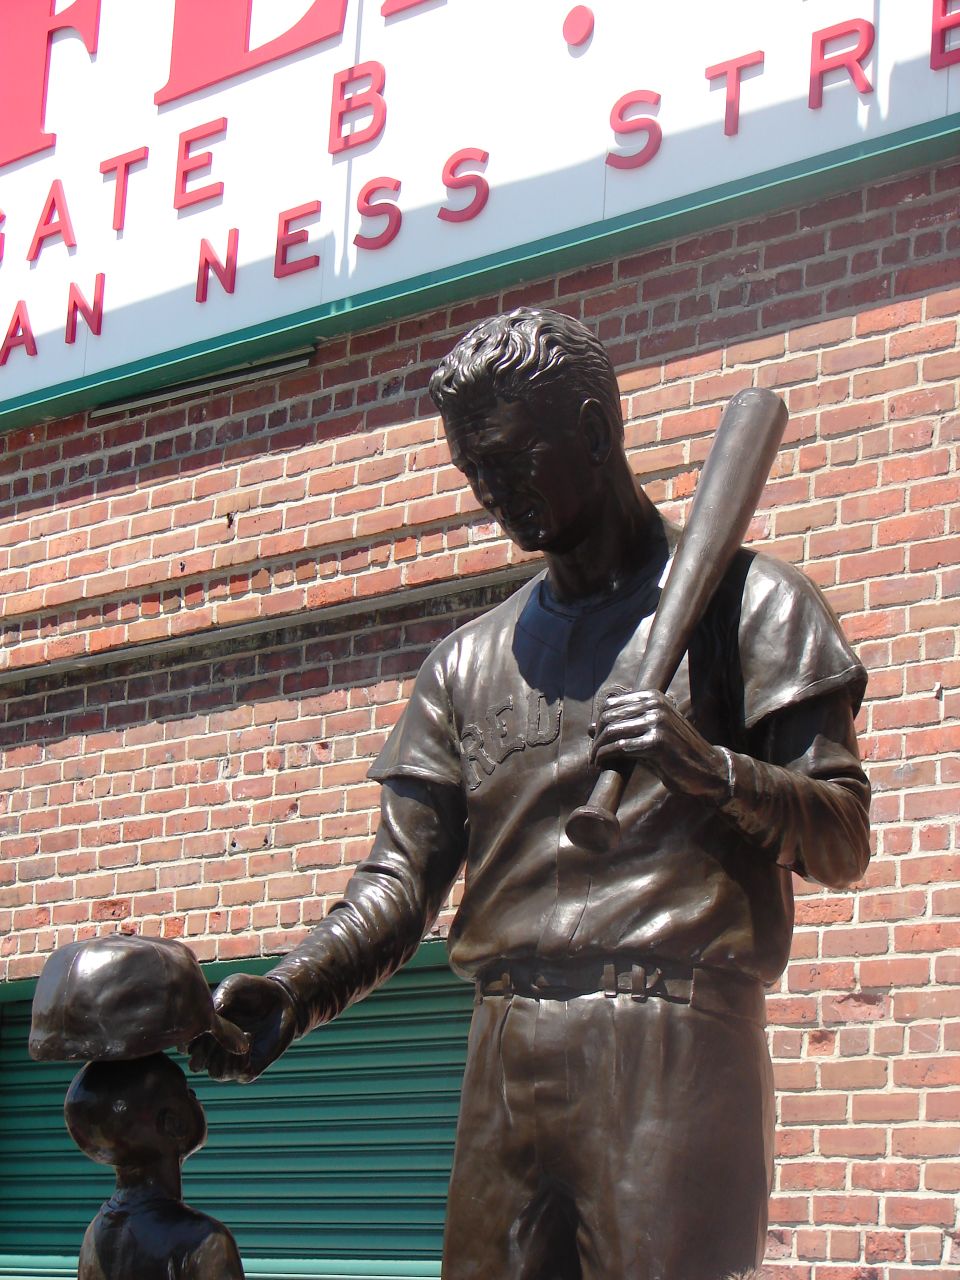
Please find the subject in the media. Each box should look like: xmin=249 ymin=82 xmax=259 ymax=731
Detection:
xmin=565 ymin=387 xmax=789 ymax=854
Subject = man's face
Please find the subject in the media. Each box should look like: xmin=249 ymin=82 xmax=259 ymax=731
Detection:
xmin=444 ymin=397 xmax=604 ymax=554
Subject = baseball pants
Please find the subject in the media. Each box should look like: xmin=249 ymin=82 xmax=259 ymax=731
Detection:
xmin=441 ymin=982 xmax=774 ymax=1280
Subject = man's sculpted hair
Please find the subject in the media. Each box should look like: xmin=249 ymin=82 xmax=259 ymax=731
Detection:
xmin=429 ymin=307 xmax=624 ymax=439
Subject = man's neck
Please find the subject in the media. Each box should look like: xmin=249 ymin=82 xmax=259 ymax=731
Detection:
xmin=545 ymin=472 xmax=666 ymax=604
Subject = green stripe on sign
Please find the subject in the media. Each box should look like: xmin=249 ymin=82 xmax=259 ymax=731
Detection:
xmin=1 ymin=112 xmax=958 ymax=433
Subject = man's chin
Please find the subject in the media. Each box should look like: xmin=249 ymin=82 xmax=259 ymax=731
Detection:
xmin=508 ymin=522 xmax=592 ymax=556
xmin=505 ymin=525 xmax=549 ymax=552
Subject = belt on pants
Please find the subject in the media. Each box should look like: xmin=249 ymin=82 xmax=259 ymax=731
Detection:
xmin=476 ymin=957 xmax=766 ymax=1024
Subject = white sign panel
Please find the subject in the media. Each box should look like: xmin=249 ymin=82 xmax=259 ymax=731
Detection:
xmin=0 ymin=0 xmax=958 ymax=421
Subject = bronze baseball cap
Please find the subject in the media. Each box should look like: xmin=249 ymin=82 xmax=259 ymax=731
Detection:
xmin=29 ymin=935 xmax=249 ymax=1062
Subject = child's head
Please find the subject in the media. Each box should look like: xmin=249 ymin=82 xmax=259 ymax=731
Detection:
xmin=65 ymin=1052 xmax=207 ymax=1169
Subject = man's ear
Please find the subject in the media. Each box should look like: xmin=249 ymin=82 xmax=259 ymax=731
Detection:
xmin=578 ymin=399 xmax=613 ymax=464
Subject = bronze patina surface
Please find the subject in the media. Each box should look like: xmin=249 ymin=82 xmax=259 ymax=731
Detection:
xmin=30 ymin=935 xmax=248 ymax=1279
xmin=192 ymin=309 xmax=871 ymax=1280
xmin=66 ymin=1054 xmax=244 ymax=1280
xmin=29 ymin=934 xmax=247 ymax=1062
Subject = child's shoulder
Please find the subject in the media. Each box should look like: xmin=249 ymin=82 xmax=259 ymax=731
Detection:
xmin=83 ymin=1199 xmax=244 ymax=1280
xmin=164 ymin=1203 xmax=245 ymax=1279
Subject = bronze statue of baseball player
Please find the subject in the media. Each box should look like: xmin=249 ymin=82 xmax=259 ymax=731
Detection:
xmin=192 ymin=308 xmax=870 ymax=1280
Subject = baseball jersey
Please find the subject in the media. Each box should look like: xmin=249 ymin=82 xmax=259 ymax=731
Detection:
xmin=368 ymin=547 xmax=868 ymax=985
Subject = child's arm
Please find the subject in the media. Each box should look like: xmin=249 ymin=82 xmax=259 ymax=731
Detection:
xmin=76 ymin=1223 xmax=102 ymax=1280
xmin=185 ymin=1223 xmax=245 ymax=1280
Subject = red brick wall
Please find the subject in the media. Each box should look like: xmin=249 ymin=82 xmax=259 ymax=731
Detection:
xmin=0 ymin=585 xmax=509 ymax=954
xmin=2 ymin=160 xmax=959 ymax=1275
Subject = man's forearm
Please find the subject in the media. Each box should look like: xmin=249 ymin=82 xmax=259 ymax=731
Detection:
xmin=267 ymin=777 xmax=466 ymax=1038
xmin=717 ymin=746 xmax=870 ymax=889
xmin=267 ymin=865 xmax=430 ymax=1037
xmin=714 ymin=689 xmax=871 ymax=890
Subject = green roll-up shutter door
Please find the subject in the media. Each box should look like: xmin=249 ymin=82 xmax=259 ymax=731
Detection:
xmin=0 ymin=942 xmax=473 ymax=1280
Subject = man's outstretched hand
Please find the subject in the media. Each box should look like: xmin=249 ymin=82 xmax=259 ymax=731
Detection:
xmin=189 ymin=973 xmax=298 ymax=1083
xmin=590 ymin=689 xmax=730 ymax=803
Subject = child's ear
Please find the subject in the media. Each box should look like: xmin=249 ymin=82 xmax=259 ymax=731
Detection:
xmin=157 ymin=1106 xmax=189 ymax=1144
xmin=158 ymin=1096 xmax=207 ymax=1156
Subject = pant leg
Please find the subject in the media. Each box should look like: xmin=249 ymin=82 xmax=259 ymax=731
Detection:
xmin=543 ymin=993 xmax=774 ymax=1280
xmin=442 ymin=995 xmax=581 ymax=1280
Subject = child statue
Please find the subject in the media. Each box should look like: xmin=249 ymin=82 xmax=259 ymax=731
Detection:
xmin=29 ymin=935 xmax=250 ymax=1280
xmin=65 ymin=1053 xmax=244 ymax=1280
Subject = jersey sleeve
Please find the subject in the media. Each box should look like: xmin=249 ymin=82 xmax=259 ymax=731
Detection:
xmin=737 ymin=553 xmax=867 ymax=730
xmin=368 ymin=640 xmax=463 ymax=789
xmin=77 ymin=1223 xmax=100 ymax=1280
xmin=185 ymin=1224 xmax=246 ymax=1280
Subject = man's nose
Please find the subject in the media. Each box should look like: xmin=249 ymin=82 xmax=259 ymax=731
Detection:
xmin=478 ymin=460 xmax=514 ymax=509
xmin=475 ymin=465 xmax=507 ymax=511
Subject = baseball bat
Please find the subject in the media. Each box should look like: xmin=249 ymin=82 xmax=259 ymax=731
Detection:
xmin=564 ymin=386 xmax=789 ymax=854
